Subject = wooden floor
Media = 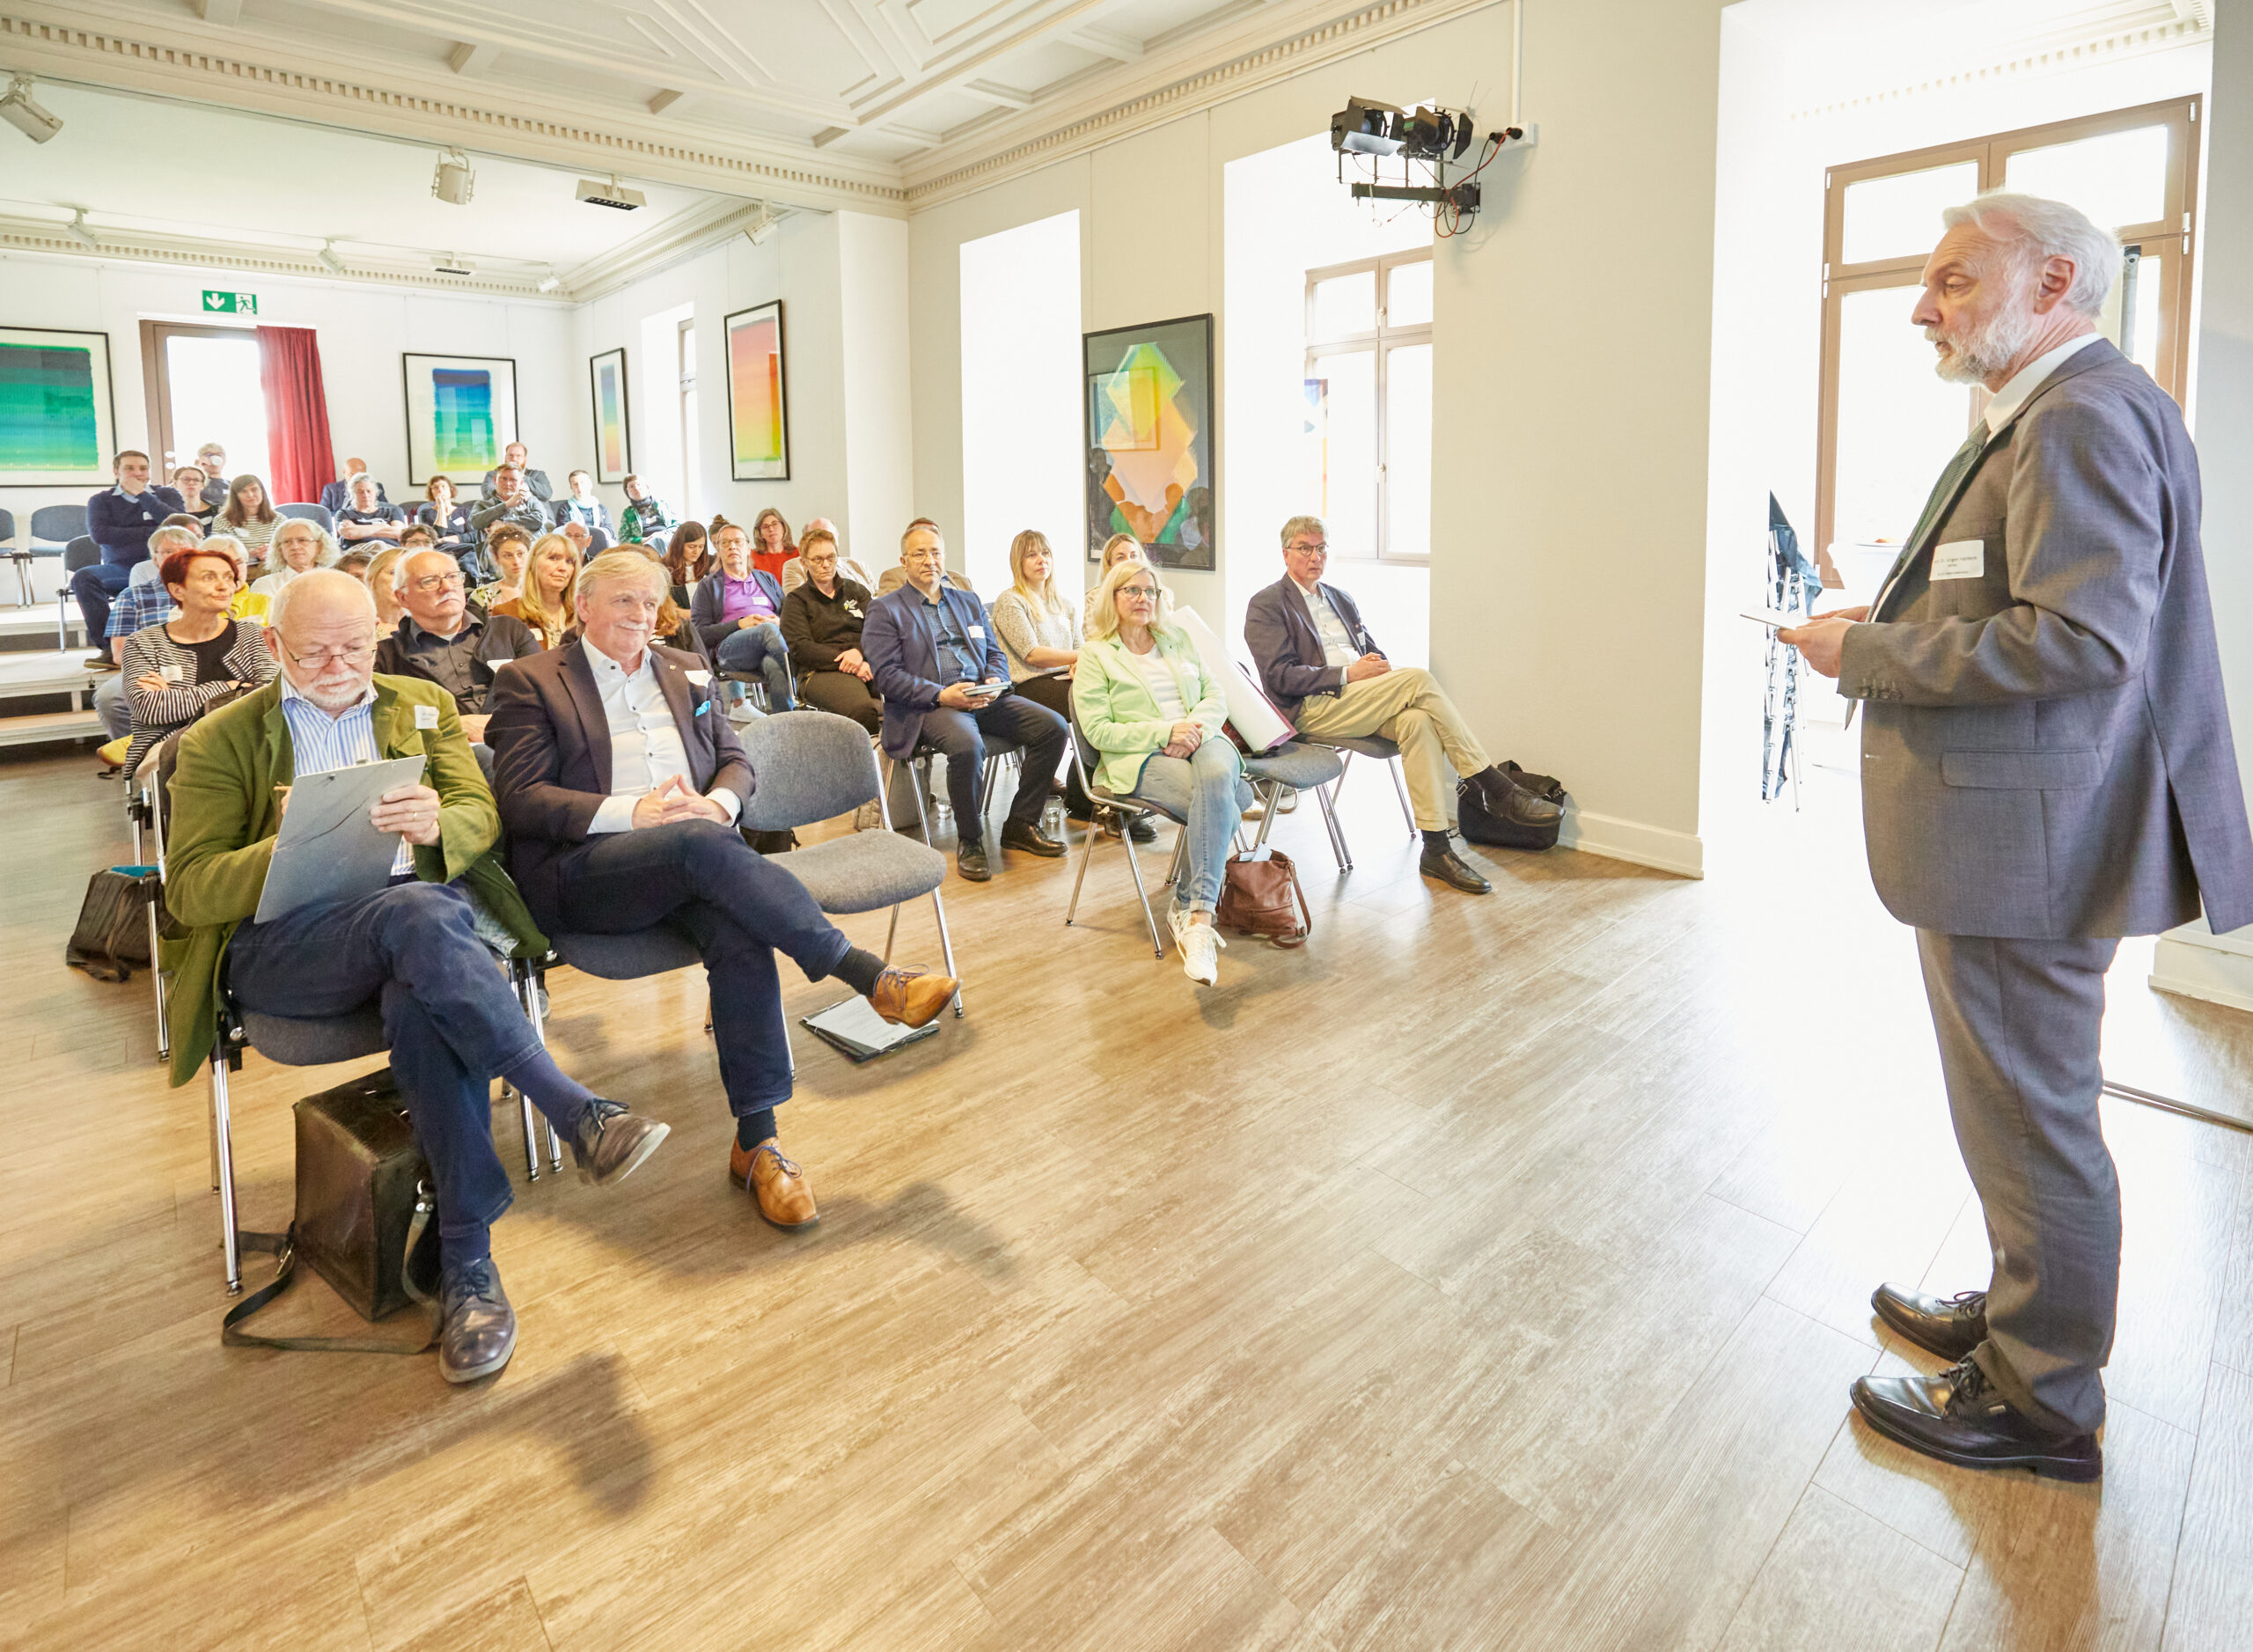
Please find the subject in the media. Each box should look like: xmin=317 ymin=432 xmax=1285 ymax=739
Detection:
xmin=2 ymin=742 xmax=2249 ymax=1651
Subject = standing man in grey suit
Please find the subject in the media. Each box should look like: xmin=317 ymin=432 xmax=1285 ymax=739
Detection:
xmin=1785 ymin=193 xmax=2253 ymax=1481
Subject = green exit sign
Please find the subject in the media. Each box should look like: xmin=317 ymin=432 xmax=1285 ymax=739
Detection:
xmin=202 ymin=290 xmax=257 ymax=314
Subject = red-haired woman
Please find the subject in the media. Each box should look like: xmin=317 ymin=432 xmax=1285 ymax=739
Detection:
xmin=120 ymin=538 xmax=278 ymax=773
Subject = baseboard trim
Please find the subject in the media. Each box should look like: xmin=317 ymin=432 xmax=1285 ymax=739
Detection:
xmin=2150 ymin=927 xmax=2253 ymax=1015
xmin=1556 ymin=810 xmax=1704 ymax=879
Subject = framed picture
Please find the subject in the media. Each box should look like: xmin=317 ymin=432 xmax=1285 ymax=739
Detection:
xmin=1082 ymin=312 xmax=1215 ymax=569
xmin=589 ymin=347 xmax=631 ymax=483
xmin=724 ymin=301 xmax=789 ymax=481
xmin=400 ymin=352 xmax=518 ymax=486
xmin=0 ymin=327 xmax=118 ymax=486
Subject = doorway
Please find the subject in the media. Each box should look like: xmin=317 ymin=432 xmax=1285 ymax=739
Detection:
xmin=137 ymin=320 xmax=270 ymax=488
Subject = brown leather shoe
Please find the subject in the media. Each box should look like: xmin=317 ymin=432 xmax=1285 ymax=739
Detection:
xmin=729 ymin=1137 xmax=818 ymax=1230
xmin=866 ymin=966 xmax=958 ymax=1028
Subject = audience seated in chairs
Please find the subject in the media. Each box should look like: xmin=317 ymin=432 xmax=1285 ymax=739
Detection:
xmin=470 ymin=465 xmax=551 ymax=540
xmin=485 ymin=550 xmax=958 ymax=1231
xmin=863 ymin=519 xmax=1068 ymax=882
xmin=1076 ymin=558 xmax=1251 ymax=986
xmin=780 ymin=528 xmax=880 ymax=735
xmin=619 ymin=474 xmax=673 ymax=547
xmin=373 ymin=548 xmax=538 ymax=745
xmin=319 ymin=459 xmax=386 ymax=515
xmin=691 ymin=518 xmax=795 ymax=710
xmin=161 ymin=568 xmax=664 ymax=1384
xmin=471 ymin=523 xmax=535 ymax=613
xmin=363 ymin=547 xmax=407 ymax=635
xmin=120 ymin=538 xmax=281 ymax=775
xmin=873 ymin=519 xmax=977 ymax=599
xmin=488 ymin=532 xmax=578 ymax=651
xmin=480 ymin=442 xmax=552 ymax=503
xmin=172 ymin=466 xmax=218 ymax=529
xmin=1244 ymin=513 xmax=1558 ymax=896
xmin=1085 ymin=533 xmax=1172 ymax=631
xmin=990 ymin=527 xmax=1112 ymax=833
xmin=662 ymin=518 xmax=713 ymax=604
xmin=419 ymin=475 xmax=477 ymax=556
xmin=746 ymin=507 xmax=796 ymax=581
xmin=217 ymin=474 xmax=281 ymax=572
xmin=78 ymin=450 xmax=187 ymax=667
xmin=551 ymin=471 xmax=615 ymax=546
xmin=780 ymin=516 xmax=876 ymax=596
xmin=250 ymin=516 xmax=339 ymax=598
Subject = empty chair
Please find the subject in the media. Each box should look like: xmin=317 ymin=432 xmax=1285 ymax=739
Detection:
xmin=276 ymin=503 xmax=335 ymax=531
xmin=30 ymin=504 xmax=88 ymax=620
xmin=56 ymin=536 xmax=98 ymax=650
xmin=0 ymin=508 xmax=22 ymax=605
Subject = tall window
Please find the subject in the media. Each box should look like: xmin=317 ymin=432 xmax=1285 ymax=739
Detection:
xmin=138 ymin=321 xmax=269 ymax=484
xmin=1304 ymin=249 xmax=1433 ymax=562
xmin=1816 ymin=97 xmax=2200 ymax=556
xmin=678 ymin=317 xmax=701 ymax=512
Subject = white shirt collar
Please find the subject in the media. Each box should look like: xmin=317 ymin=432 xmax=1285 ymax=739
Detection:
xmin=580 ymin=635 xmax=650 ymax=681
xmin=1984 ymin=333 xmax=2103 ymax=434
xmin=1288 ymin=573 xmax=1324 ymax=601
xmin=278 ymin=672 xmax=375 ymax=715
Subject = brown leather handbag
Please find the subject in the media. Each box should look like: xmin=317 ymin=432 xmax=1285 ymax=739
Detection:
xmin=1216 ymin=849 xmax=1311 ymax=947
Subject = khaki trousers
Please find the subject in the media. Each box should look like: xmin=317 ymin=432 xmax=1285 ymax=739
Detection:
xmin=1292 ymin=666 xmax=1488 ymax=829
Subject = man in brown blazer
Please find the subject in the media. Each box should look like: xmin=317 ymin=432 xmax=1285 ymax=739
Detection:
xmin=486 ymin=552 xmax=957 ymax=1230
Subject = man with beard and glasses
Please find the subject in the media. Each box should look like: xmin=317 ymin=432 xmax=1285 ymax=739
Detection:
xmin=1781 ymin=194 xmax=2252 ymax=1481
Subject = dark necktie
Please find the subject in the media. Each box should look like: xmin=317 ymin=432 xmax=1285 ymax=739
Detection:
xmin=1875 ymin=424 xmax=1992 ymax=605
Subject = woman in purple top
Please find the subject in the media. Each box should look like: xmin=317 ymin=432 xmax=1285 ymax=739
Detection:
xmin=689 ymin=517 xmax=794 ymax=709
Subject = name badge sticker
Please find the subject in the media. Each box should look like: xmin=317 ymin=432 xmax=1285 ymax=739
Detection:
xmin=686 ymin=669 xmax=712 ymax=686
xmin=969 ymin=625 xmax=986 ymax=640
xmin=1932 ymin=540 xmax=1985 ymax=581
xmin=160 ymin=664 xmax=184 ymax=683
xmin=414 ymin=703 xmax=439 ymax=729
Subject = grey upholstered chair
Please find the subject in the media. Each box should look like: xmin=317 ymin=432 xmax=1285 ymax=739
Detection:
xmin=1300 ymin=732 xmax=1419 ymax=844
xmin=1239 ymin=741 xmax=1351 ymax=870
xmin=275 ymin=502 xmax=335 ymax=531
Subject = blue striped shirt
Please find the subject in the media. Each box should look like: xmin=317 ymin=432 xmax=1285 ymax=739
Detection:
xmin=277 ymin=675 xmax=414 ymax=874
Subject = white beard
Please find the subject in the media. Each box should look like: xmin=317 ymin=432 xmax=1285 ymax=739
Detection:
xmin=1927 ymin=298 xmax=2039 ymax=385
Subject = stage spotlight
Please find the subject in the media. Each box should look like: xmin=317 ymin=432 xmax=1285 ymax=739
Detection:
xmin=537 ymin=272 xmax=562 ymax=293
xmin=433 ymin=253 xmax=474 ymax=275
xmin=317 ymin=241 xmax=347 ymax=275
xmin=1 ymin=75 xmax=61 ymax=143
xmin=1330 ymin=97 xmax=1403 ymax=156
xmin=431 ymin=148 xmax=475 ymax=206
xmin=575 ymin=176 xmax=646 ymax=210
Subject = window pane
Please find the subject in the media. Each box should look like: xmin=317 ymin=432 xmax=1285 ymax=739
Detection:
xmin=1311 ymin=271 xmax=1376 ymax=341
xmin=1385 ymin=343 xmax=1432 ymax=559
xmin=1310 ymin=349 xmax=1375 ymax=554
xmin=1386 ymin=260 xmax=1434 ymax=327
xmin=1831 ymin=283 xmax=1974 ymax=549
xmin=1841 ymin=160 xmax=1980 ymax=265
xmin=165 ymin=334 xmax=268 ymax=484
xmin=2005 ymin=124 xmax=2169 ymax=231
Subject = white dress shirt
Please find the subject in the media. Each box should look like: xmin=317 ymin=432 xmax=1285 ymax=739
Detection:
xmin=1290 ymin=574 xmax=1360 ymax=670
xmin=583 ymin=637 xmax=740 ymax=833
xmin=1983 ymin=332 xmax=2104 ymax=435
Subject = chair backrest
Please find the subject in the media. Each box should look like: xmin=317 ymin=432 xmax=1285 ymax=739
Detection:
xmin=62 ymin=535 xmax=99 ymax=574
xmin=734 ymin=710 xmax=881 ymax=831
xmin=278 ymin=503 xmax=334 ymax=530
xmin=0 ymin=507 xmax=14 ymax=544
xmin=30 ymin=503 xmax=87 ymax=544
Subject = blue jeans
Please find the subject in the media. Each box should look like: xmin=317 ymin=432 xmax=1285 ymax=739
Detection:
xmin=71 ymin=561 xmax=134 ymax=643
xmin=716 ymin=622 xmax=795 ymax=709
xmin=526 ymin=820 xmax=851 ymax=1116
xmin=224 ymin=881 xmax=561 ymax=1245
xmin=1133 ymin=740 xmax=1251 ymax=914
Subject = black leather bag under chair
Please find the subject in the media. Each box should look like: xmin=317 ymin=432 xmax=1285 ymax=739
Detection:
xmin=1457 ymin=773 xmax=1565 ymax=852
xmin=65 ymin=867 xmax=165 ymax=982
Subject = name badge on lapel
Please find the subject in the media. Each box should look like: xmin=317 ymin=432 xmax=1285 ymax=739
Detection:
xmin=1932 ymin=540 xmax=1985 ymax=581
xmin=414 ymin=703 xmax=438 ymax=730
xmin=686 ymin=669 xmax=712 ymax=686
xmin=969 ymin=625 xmax=986 ymax=640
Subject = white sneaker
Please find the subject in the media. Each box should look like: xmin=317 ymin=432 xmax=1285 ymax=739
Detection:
xmin=1168 ymin=907 xmax=1224 ymax=986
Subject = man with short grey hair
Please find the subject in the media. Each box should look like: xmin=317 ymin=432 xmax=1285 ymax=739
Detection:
xmin=470 ymin=464 xmax=551 ymax=539
xmin=1784 ymin=192 xmax=2253 ymax=1479
xmin=373 ymin=548 xmax=538 ymax=743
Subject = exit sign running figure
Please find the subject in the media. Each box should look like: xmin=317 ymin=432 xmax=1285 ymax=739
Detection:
xmin=202 ymin=290 xmax=258 ymax=314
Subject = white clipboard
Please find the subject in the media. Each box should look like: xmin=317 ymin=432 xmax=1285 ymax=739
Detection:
xmin=253 ymin=754 xmax=429 ymax=924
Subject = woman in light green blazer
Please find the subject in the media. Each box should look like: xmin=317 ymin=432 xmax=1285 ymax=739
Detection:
xmin=1072 ymin=557 xmax=1251 ymax=985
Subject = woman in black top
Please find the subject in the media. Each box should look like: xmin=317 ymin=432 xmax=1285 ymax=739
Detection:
xmin=663 ymin=519 xmax=714 ymax=607
xmin=172 ymin=466 xmax=218 ymax=528
xmin=337 ymin=473 xmax=406 ymax=547
xmin=778 ymin=527 xmax=879 ymax=733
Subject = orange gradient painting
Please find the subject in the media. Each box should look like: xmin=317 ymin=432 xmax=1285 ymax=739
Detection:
xmin=725 ymin=301 xmax=789 ymax=481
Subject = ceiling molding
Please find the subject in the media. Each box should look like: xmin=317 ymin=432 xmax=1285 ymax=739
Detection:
xmin=0 ymin=6 xmax=910 ymax=216
xmin=556 ymin=195 xmax=796 ymax=301
xmin=902 ymin=0 xmax=1501 ymax=208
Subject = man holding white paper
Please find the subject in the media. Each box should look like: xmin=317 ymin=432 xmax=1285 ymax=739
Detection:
xmin=163 ymin=570 xmax=671 ymax=1386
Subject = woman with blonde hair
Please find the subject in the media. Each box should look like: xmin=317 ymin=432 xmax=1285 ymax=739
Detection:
xmin=990 ymin=527 xmax=1112 ymax=828
xmin=491 ymin=532 xmax=578 ymax=651
xmin=363 ymin=545 xmax=407 ymax=636
xmin=1083 ymin=532 xmax=1175 ymax=629
xmin=1074 ymin=557 xmax=1251 ymax=986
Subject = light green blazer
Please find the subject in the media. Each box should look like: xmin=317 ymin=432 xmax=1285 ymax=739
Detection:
xmin=160 ymin=674 xmax=546 ymax=1088
xmin=1071 ymin=628 xmax=1237 ymax=796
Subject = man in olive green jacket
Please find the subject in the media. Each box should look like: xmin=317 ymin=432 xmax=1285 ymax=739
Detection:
xmin=163 ymin=569 xmax=668 ymax=1384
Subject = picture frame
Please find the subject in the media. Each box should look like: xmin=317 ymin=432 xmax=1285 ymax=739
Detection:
xmin=1082 ymin=312 xmax=1215 ymax=569
xmin=0 ymin=326 xmax=119 ymax=486
xmin=400 ymin=351 xmax=519 ymax=486
xmin=723 ymin=300 xmax=789 ymax=481
xmin=588 ymin=347 xmax=631 ymax=484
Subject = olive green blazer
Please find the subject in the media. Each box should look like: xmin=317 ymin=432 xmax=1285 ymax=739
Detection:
xmin=161 ymin=674 xmax=545 ymax=1088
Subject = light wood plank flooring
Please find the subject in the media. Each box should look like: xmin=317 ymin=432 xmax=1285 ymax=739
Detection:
xmin=1 ymin=744 xmax=2248 ymax=1651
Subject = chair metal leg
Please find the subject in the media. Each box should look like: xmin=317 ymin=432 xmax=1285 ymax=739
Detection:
xmin=883 ymin=903 xmax=900 ymax=963
xmin=1388 ymin=755 xmax=1417 ymax=837
xmin=907 ymin=758 xmax=936 ymax=848
xmin=1251 ymin=782 xmax=1281 ymax=852
xmin=1163 ymin=830 xmax=1187 ymax=891
xmin=1316 ymin=784 xmax=1354 ymax=870
xmin=525 ymin=961 xmax=563 ymax=1171
xmin=146 ymin=887 xmax=169 ymax=1061
xmin=210 ymin=1049 xmax=243 ymax=1296
xmin=1121 ymin=829 xmax=1166 ymax=958
xmin=1065 ymin=811 xmax=1099 ymax=923
xmin=928 ymin=886 xmax=965 ymax=1016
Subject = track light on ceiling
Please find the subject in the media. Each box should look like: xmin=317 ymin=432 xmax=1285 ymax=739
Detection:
xmin=537 ymin=272 xmax=562 ymax=294
xmin=431 ymin=148 xmax=475 ymax=206
xmin=65 ymin=209 xmax=98 ymax=249
xmin=742 ymin=202 xmax=779 ymax=246
xmin=317 ymin=240 xmax=347 ymax=275
xmin=433 ymin=252 xmax=474 ymax=275
xmin=0 ymin=74 xmax=62 ymax=143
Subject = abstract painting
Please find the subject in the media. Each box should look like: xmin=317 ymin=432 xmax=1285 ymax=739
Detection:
xmin=1083 ymin=313 xmax=1215 ymax=569
xmin=724 ymin=301 xmax=789 ymax=481
xmin=589 ymin=347 xmax=630 ymax=483
xmin=401 ymin=352 xmax=518 ymax=485
xmin=0 ymin=327 xmax=115 ymax=485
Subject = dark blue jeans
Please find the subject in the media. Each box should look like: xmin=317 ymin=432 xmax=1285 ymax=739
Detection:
xmin=71 ymin=561 xmax=134 ymax=643
xmin=528 ymin=821 xmax=851 ymax=1116
xmin=224 ymin=881 xmax=554 ymax=1245
xmin=716 ymin=622 xmax=796 ymax=709
xmin=919 ymin=693 xmax=1069 ymax=845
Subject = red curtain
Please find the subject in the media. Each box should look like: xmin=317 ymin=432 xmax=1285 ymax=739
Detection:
xmin=256 ymin=326 xmax=336 ymax=505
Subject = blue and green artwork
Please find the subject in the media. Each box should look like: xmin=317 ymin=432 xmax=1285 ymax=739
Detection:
xmin=0 ymin=332 xmax=112 ymax=481
xmin=431 ymin=368 xmax=495 ymax=471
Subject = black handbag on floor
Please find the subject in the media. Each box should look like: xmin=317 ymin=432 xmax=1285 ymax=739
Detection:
xmin=64 ymin=867 xmax=165 ymax=983
xmin=1457 ymin=769 xmax=1566 ymax=852
xmin=221 ymin=1069 xmax=444 ymax=1353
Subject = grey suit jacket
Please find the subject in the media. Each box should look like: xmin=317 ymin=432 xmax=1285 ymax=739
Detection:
xmin=1839 ymin=338 xmax=2253 ymax=939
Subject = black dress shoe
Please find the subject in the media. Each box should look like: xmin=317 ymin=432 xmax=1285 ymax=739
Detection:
xmin=1873 ymin=1282 xmax=1988 ymax=1362
xmin=1851 ymin=1355 xmax=2100 ymax=1481
xmin=571 ymin=1099 xmax=670 ymax=1187
xmin=438 ymin=1259 xmax=517 ymax=1384
xmin=1468 ymin=767 xmax=1564 ymax=828
xmin=957 ymin=841 xmax=991 ymax=881
xmin=1126 ymin=815 xmax=1156 ymax=843
xmin=1420 ymin=842 xmax=1492 ymax=894
xmin=1000 ymin=821 xmax=1066 ymax=857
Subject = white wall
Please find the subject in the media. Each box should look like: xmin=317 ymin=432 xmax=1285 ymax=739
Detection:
xmin=838 ymin=211 xmax=916 ymax=577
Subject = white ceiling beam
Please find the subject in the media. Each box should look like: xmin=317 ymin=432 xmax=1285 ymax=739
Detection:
xmin=197 ymin=0 xmax=245 ymax=25
xmin=447 ymin=41 xmax=499 ymax=77
xmin=959 ymin=80 xmax=1034 ymax=110
xmin=1070 ymin=26 xmax=1141 ymax=62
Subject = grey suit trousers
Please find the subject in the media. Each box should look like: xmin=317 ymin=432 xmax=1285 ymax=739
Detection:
xmin=1915 ymin=931 xmax=2120 ymax=1435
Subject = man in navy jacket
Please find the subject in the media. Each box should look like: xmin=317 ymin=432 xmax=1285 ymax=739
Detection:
xmin=77 ymin=450 xmax=185 ymax=666
xmin=862 ymin=521 xmax=1067 ymax=881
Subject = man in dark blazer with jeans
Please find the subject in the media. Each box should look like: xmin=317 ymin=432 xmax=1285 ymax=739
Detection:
xmin=487 ymin=551 xmax=957 ymax=1232
xmin=862 ymin=521 xmax=1067 ymax=882
xmin=1787 ymin=193 xmax=2253 ymax=1482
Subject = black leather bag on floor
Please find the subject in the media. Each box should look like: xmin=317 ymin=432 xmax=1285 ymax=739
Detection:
xmin=64 ymin=867 xmax=162 ymax=982
xmin=1457 ymin=774 xmax=1565 ymax=852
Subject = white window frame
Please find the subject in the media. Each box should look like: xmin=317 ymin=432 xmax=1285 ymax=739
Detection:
xmin=1304 ymin=248 xmax=1434 ymax=564
xmin=678 ymin=316 xmax=701 ymax=510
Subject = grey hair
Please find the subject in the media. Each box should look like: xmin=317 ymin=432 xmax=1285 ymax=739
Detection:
xmin=268 ymin=566 xmax=376 ymax=632
xmin=197 ymin=533 xmax=248 ymax=572
xmin=348 ymin=471 xmax=380 ymax=495
xmin=273 ymin=516 xmax=341 ymax=566
xmin=1280 ymin=514 xmax=1325 ymax=550
xmin=147 ymin=524 xmax=203 ymax=557
xmin=391 ymin=546 xmax=458 ymax=594
xmin=1941 ymin=191 xmax=2118 ymax=316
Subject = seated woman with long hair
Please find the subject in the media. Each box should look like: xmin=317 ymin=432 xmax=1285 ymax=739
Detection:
xmin=217 ymin=473 xmax=280 ymax=570
xmin=490 ymin=532 xmax=578 ymax=650
xmin=363 ymin=546 xmax=407 ymax=636
xmin=1074 ymin=558 xmax=1251 ymax=987
xmin=990 ymin=527 xmax=1119 ymax=832
xmin=664 ymin=518 xmax=714 ymax=606
xmin=250 ymin=516 xmax=337 ymax=596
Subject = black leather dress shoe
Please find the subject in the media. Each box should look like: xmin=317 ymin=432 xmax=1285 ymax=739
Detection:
xmin=1420 ymin=842 xmax=1493 ymax=894
xmin=1000 ymin=821 xmax=1066 ymax=857
xmin=438 ymin=1259 xmax=517 ymax=1384
xmin=1851 ymin=1355 xmax=2099 ymax=1480
xmin=957 ymin=842 xmax=991 ymax=882
xmin=1873 ymin=1282 xmax=1988 ymax=1362
xmin=1468 ymin=768 xmax=1564 ymax=828
xmin=571 ymin=1099 xmax=670 ymax=1187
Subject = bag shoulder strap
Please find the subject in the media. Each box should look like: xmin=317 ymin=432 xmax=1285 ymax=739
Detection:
xmin=220 ymin=1188 xmax=440 ymax=1355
